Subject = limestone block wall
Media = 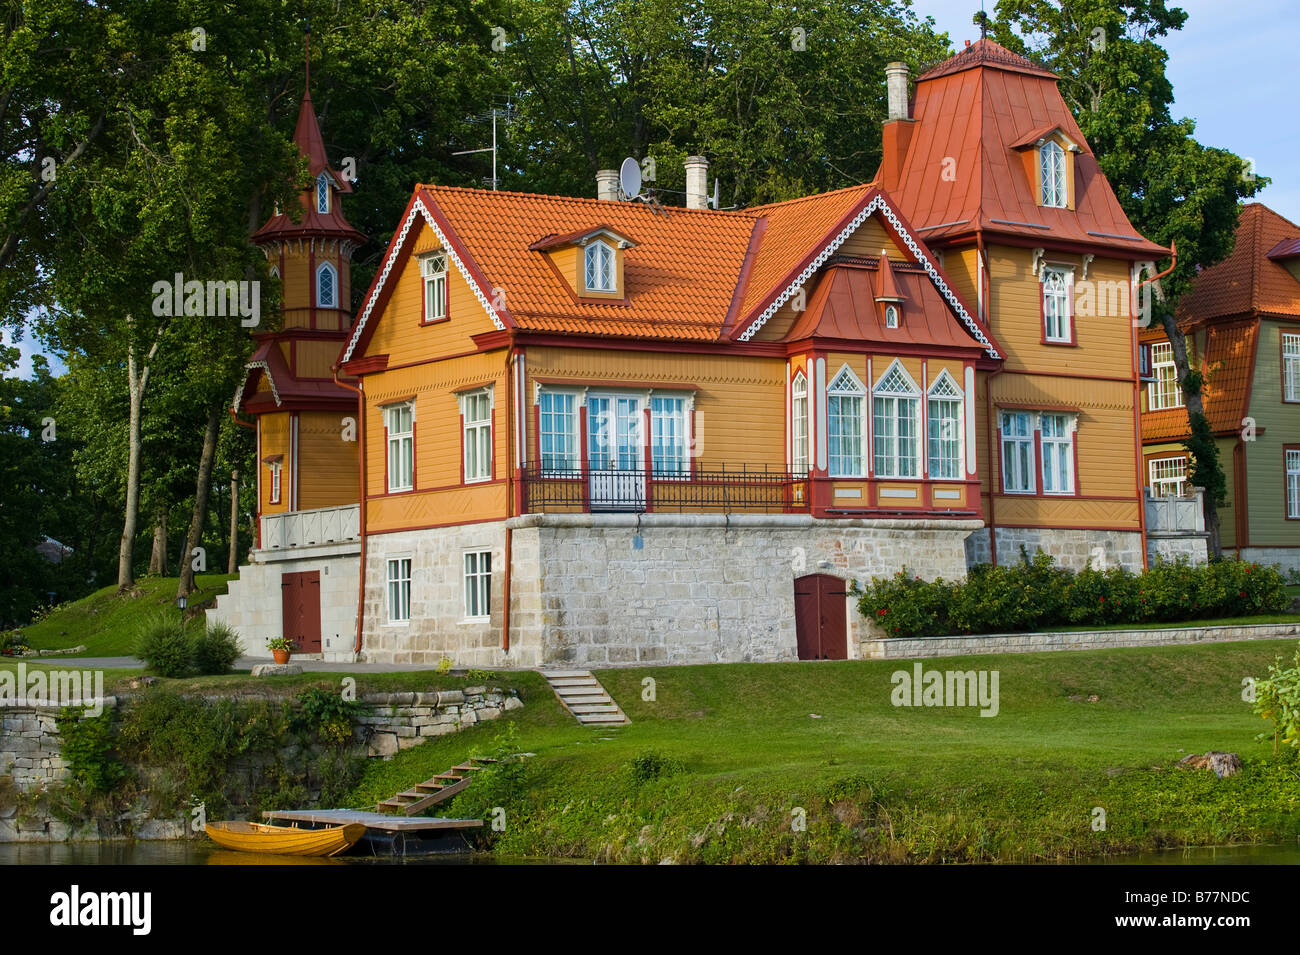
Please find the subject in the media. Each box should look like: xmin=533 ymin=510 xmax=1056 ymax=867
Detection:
xmin=964 ymin=527 xmax=1145 ymax=572
xmin=0 ymin=703 xmax=88 ymax=791
xmin=1148 ymin=533 xmax=1209 ymax=567
xmin=355 ymin=687 xmax=524 ymax=758
xmin=206 ymin=541 xmax=360 ymax=661
xmin=1240 ymin=547 xmax=1300 ymax=575
xmin=360 ymin=514 xmax=983 ymax=666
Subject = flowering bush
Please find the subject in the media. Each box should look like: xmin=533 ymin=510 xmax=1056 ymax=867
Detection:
xmin=856 ymin=553 xmax=1289 ymax=638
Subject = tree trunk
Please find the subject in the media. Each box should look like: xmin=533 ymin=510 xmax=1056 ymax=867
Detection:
xmin=228 ymin=470 xmax=239 ymax=574
xmin=1159 ymin=313 xmax=1223 ymax=557
xmin=148 ymin=502 xmax=168 ymax=575
xmin=178 ymin=407 xmax=221 ymax=599
xmin=117 ymin=324 xmax=157 ymax=591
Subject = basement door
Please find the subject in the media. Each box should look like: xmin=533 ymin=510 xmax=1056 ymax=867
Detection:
xmin=281 ymin=571 xmax=322 ymax=653
xmin=793 ymin=574 xmax=848 ymax=660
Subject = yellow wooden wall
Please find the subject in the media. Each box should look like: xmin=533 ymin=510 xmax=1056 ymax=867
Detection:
xmin=297 ymin=411 xmax=359 ymax=509
xmin=258 ymin=411 xmax=291 ymax=515
xmin=296 ymin=340 xmax=342 ymax=378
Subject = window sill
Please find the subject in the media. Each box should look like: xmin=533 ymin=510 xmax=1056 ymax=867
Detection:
xmin=1042 ymin=338 xmax=1077 ymax=347
xmin=386 ymin=486 xmax=416 ymax=495
xmin=458 ymin=616 xmax=490 ymax=626
xmin=464 ymin=476 xmax=493 ymax=486
xmin=383 ymin=620 xmax=410 ymax=628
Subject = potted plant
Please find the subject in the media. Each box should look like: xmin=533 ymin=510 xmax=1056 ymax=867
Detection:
xmin=267 ymin=637 xmax=297 ymax=664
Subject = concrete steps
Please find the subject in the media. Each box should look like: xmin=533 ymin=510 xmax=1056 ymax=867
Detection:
xmin=541 ymin=670 xmax=630 ymax=727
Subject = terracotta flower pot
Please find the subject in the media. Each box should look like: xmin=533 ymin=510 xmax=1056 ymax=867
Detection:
xmin=272 ymin=649 xmax=291 ymax=664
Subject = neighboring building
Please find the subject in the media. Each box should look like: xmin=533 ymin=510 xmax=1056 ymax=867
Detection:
xmin=212 ymin=39 xmax=1168 ymax=666
xmin=1140 ymin=203 xmax=1300 ymax=570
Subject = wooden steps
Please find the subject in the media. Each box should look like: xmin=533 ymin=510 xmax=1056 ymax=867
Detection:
xmin=541 ymin=669 xmax=630 ymax=727
xmin=375 ymin=757 xmax=496 ymax=815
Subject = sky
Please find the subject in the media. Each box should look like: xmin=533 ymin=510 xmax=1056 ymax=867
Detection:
xmin=6 ymin=2 xmax=1295 ymax=379
xmin=916 ymin=0 xmax=1300 ymax=222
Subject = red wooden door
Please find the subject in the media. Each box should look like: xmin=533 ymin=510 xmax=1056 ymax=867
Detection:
xmin=281 ymin=571 xmax=322 ymax=653
xmin=793 ymin=574 xmax=847 ymax=660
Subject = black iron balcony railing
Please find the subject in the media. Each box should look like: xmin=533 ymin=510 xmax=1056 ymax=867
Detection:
xmin=521 ymin=462 xmax=809 ymax=514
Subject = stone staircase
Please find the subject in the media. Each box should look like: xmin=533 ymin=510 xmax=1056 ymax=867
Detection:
xmin=542 ymin=670 xmax=630 ymax=727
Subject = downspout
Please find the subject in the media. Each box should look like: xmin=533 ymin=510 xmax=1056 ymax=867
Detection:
xmin=229 ymin=408 xmax=255 ymax=429
xmin=977 ymin=232 xmax=1002 ymax=566
xmin=502 ymin=344 xmax=517 ymax=654
xmin=333 ymin=366 xmax=366 ymax=657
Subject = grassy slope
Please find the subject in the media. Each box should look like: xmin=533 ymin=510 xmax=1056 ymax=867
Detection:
xmin=349 ymin=639 xmax=1300 ymax=863
xmin=17 ymin=575 xmax=234 ymax=656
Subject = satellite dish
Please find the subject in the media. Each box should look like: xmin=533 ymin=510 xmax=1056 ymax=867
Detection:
xmin=710 ymin=178 xmax=720 ymax=210
xmin=618 ymin=157 xmax=642 ymax=199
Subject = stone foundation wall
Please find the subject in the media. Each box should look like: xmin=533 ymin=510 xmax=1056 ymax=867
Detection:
xmin=356 ymin=687 xmax=523 ymax=757
xmin=360 ymin=514 xmax=982 ymax=667
xmin=0 ymin=702 xmax=98 ymax=791
xmin=206 ymin=542 xmax=360 ymax=661
xmin=860 ymin=620 xmax=1300 ymax=660
xmin=1147 ymin=532 xmax=1209 ymax=567
xmin=964 ymin=526 xmax=1145 ymax=572
xmin=1240 ymin=547 xmax=1300 ymax=575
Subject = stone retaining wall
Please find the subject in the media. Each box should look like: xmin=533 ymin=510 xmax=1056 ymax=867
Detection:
xmin=859 ymin=621 xmax=1300 ymax=659
xmin=355 ymin=687 xmax=523 ymax=758
xmin=1 ymin=699 xmax=117 ymax=791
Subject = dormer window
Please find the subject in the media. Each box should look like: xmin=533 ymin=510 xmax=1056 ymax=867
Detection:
xmin=1040 ymin=141 xmax=1066 ymax=208
xmin=584 ymin=240 xmax=616 ymax=292
xmin=884 ymin=305 xmax=899 ymax=329
xmin=316 ymin=173 xmax=331 ymax=214
xmin=421 ymin=251 xmax=448 ymax=322
xmin=316 ymin=262 xmax=337 ymax=308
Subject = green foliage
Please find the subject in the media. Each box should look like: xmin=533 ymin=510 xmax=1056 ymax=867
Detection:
xmin=133 ymin=612 xmax=195 ymax=677
xmin=626 ymin=750 xmax=685 ymax=783
xmin=1254 ymin=645 xmax=1300 ymax=753
xmin=465 ymin=668 xmax=497 ymax=682
xmin=56 ymin=708 xmax=128 ymax=794
xmin=193 ymin=622 xmax=241 ymax=676
xmin=857 ymin=554 xmax=1290 ymax=638
xmin=266 ymin=636 xmax=297 ymax=653
xmin=291 ymin=688 xmax=362 ymax=746
xmin=1183 ymin=410 xmax=1228 ymax=508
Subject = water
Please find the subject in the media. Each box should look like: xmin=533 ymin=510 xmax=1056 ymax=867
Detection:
xmin=1086 ymin=843 xmax=1300 ymax=865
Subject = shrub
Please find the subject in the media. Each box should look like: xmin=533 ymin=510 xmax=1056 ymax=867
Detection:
xmin=858 ymin=553 xmax=1290 ymax=638
xmin=57 ymin=708 xmax=128 ymax=794
xmin=627 ymin=750 xmax=685 ymax=783
xmin=133 ymin=613 xmax=195 ymax=677
xmin=291 ymin=688 xmax=362 ymax=745
xmin=193 ymin=622 xmax=242 ymax=675
xmin=1254 ymin=644 xmax=1300 ymax=754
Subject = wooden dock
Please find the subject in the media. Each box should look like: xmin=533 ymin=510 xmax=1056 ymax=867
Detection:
xmin=264 ymin=809 xmax=482 ymax=856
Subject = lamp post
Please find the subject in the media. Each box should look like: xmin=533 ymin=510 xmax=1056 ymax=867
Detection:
xmin=176 ymin=595 xmax=187 ymax=622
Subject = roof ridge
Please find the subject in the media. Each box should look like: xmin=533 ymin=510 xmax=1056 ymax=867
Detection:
xmin=743 ymin=182 xmax=876 ymax=212
xmin=418 ymin=182 xmax=760 ymax=216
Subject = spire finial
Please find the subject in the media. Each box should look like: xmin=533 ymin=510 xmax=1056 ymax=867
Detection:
xmin=302 ymin=19 xmax=311 ymax=93
xmin=975 ymin=4 xmax=989 ymax=40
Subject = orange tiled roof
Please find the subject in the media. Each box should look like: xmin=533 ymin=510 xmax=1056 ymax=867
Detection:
xmin=883 ymin=39 xmax=1166 ymax=258
xmin=1142 ymin=322 xmax=1258 ymax=440
xmin=1176 ymin=203 xmax=1300 ymax=322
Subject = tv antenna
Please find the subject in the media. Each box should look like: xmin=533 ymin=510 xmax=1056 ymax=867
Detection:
xmin=452 ymin=99 xmax=516 ymax=190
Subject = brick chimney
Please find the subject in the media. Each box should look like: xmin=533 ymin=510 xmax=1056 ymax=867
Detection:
xmin=596 ymin=169 xmax=620 ymax=200
xmin=879 ymin=62 xmax=915 ymax=191
xmin=684 ymin=156 xmax=709 ymax=210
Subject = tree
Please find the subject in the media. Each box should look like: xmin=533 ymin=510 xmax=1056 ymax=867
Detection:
xmin=989 ymin=0 xmax=1266 ymax=556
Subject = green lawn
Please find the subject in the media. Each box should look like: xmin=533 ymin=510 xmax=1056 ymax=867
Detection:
xmin=1038 ymin=612 xmax=1299 ymax=633
xmin=349 ymin=639 xmax=1300 ymax=863
xmin=15 ymin=575 xmax=234 ymax=656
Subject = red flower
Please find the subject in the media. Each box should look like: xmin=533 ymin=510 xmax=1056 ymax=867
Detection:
xmin=1099 ymin=596 xmax=1106 ymax=603
xmin=1239 ymin=591 xmax=1247 ymax=598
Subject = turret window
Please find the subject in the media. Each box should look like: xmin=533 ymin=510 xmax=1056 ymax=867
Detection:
xmin=316 ymin=262 xmax=338 ymax=308
xmin=1040 ymin=141 xmax=1066 ymax=208
xmin=316 ymin=173 xmax=331 ymax=214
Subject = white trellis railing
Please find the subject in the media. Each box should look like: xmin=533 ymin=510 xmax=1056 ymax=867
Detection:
xmin=1145 ymin=488 xmax=1205 ymax=534
xmin=261 ymin=504 xmax=360 ymax=550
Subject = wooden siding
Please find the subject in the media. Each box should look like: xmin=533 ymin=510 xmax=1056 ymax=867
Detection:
xmin=1245 ymin=320 xmax=1300 ymax=545
xmin=295 ymin=339 xmax=341 ymax=379
xmin=362 ymin=221 xmax=499 ymax=364
xmin=297 ymin=411 xmax=359 ymax=509
xmin=259 ymin=411 xmax=291 ymax=515
xmin=839 ymin=216 xmax=903 ymax=258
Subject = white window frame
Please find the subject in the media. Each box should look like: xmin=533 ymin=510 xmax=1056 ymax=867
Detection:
xmin=650 ymin=395 xmax=689 ymax=477
xmin=1148 ymin=341 xmax=1182 ymax=410
xmin=1148 ymin=457 xmax=1188 ymax=498
xmin=827 ymin=366 xmax=867 ymax=478
xmin=1000 ymin=411 xmax=1035 ymax=494
xmin=1040 ymin=140 xmax=1066 ymax=208
xmin=1041 ymin=266 xmax=1072 ymax=343
xmin=1283 ymin=333 xmax=1300 ymax=402
xmin=316 ymin=173 xmax=331 ymax=214
xmin=421 ymin=251 xmax=448 ymax=322
xmin=461 ymin=388 xmax=493 ymax=483
xmin=268 ymin=459 xmax=282 ymax=504
xmin=462 ymin=549 xmax=492 ymax=622
xmin=1040 ymin=413 xmax=1076 ymax=495
xmin=316 ymin=261 xmax=338 ymax=308
xmin=791 ymin=373 xmax=808 ymax=474
xmin=584 ymin=239 xmax=616 ymax=293
xmin=884 ymin=304 xmax=899 ymax=329
xmin=872 ymin=362 xmax=920 ymax=479
xmin=538 ymin=389 xmax=579 ymax=474
xmin=384 ymin=402 xmax=414 ymax=492
xmin=926 ymin=372 xmax=963 ymax=480
xmin=386 ymin=556 xmax=411 ymax=625
xmin=1287 ymin=449 xmax=1300 ymax=520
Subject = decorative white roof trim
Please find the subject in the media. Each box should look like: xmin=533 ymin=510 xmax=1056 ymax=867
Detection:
xmin=737 ymin=193 xmax=1001 ymax=360
xmin=232 ymin=359 xmax=280 ymax=411
xmin=341 ymin=194 xmax=506 ymax=363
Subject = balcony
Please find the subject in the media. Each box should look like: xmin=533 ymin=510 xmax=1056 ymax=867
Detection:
xmin=260 ymin=504 xmax=361 ymax=550
xmin=521 ymin=463 xmax=808 ymax=514
xmin=1145 ymin=488 xmax=1206 ymax=534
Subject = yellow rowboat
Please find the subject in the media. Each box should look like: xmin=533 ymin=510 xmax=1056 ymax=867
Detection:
xmin=204 ymin=820 xmax=367 ymax=857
